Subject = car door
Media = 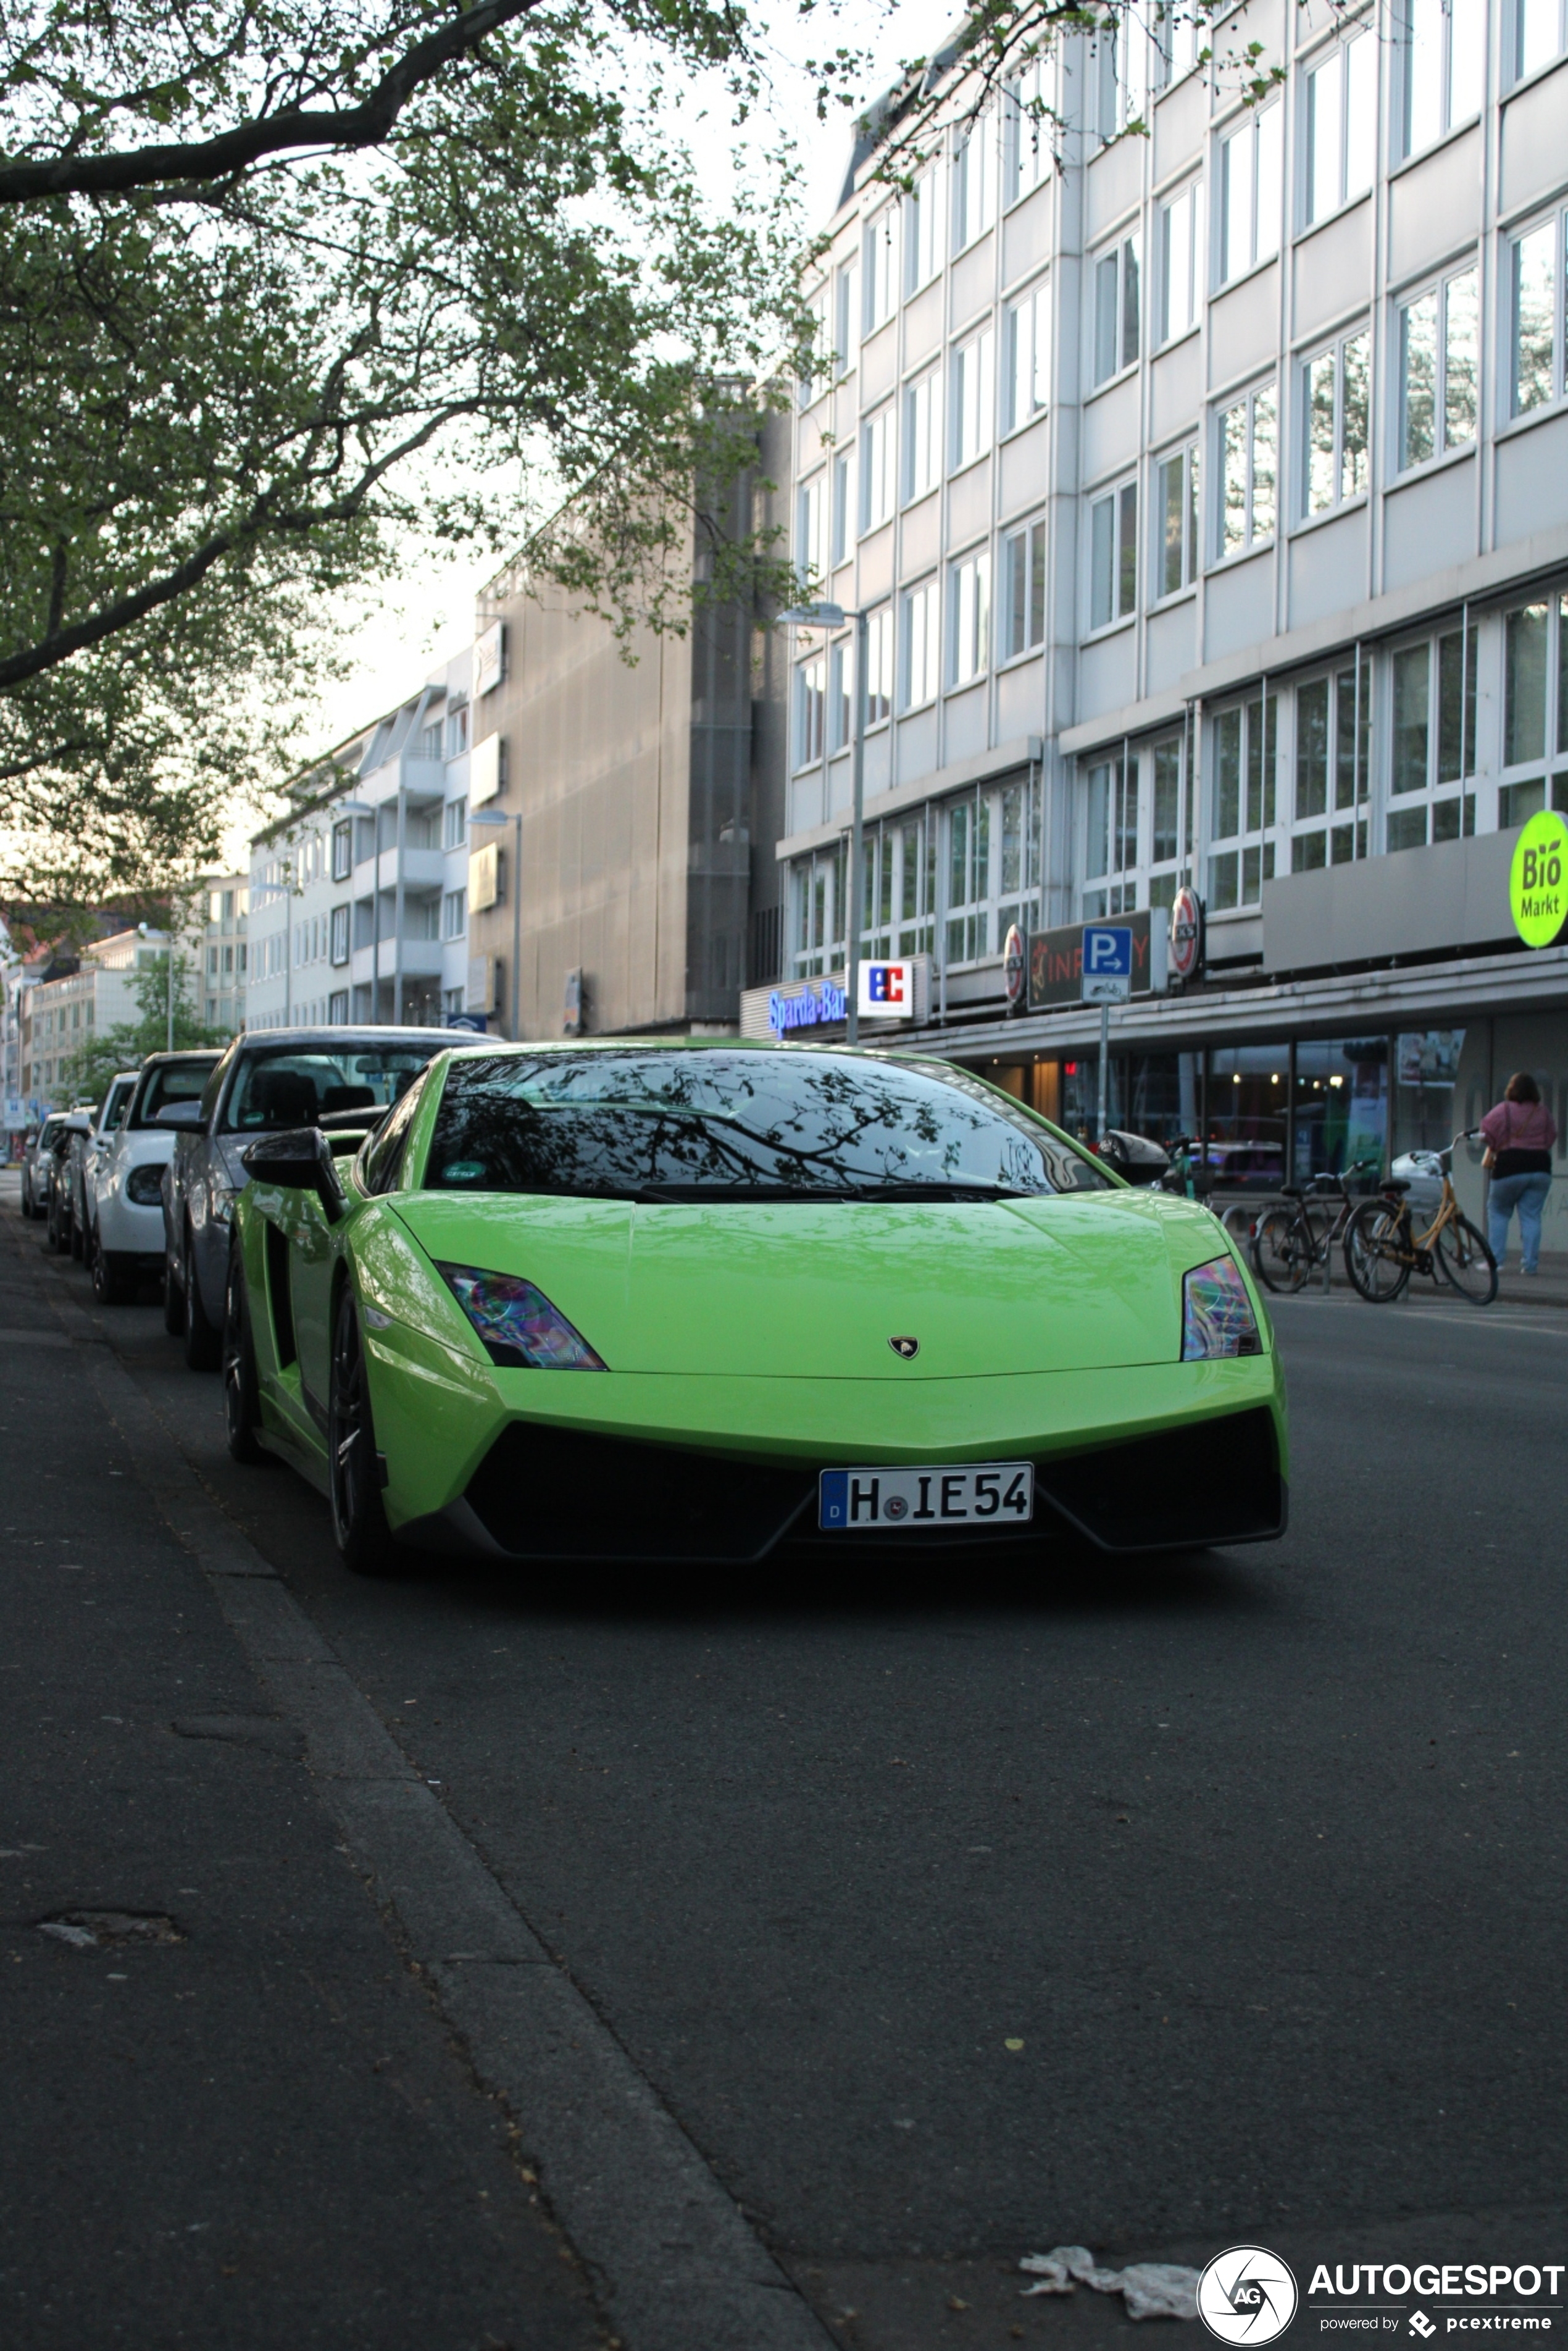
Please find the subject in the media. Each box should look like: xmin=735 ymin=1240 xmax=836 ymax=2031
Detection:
xmin=287 ymin=1074 xmax=431 ymax=1409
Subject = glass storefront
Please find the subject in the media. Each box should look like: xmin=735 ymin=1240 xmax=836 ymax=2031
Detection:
xmin=1391 ymin=1029 xmax=1466 ymax=1158
xmin=1293 ymin=1037 xmax=1388 ymax=1182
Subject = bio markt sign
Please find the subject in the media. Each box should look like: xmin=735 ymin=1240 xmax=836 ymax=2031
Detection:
xmin=1509 ymin=809 xmax=1568 ymax=948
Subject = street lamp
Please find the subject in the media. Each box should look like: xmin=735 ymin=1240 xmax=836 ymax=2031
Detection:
xmin=776 ymin=599 xmax=869 ymax=1046
xmin=467 ymin=806 xmax=522 ymax=1040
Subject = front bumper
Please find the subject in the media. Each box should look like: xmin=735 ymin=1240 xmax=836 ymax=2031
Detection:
xmin=96 ymin=1191 xmax=170 ymax=1257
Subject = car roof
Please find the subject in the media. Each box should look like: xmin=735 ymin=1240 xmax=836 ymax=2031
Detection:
xmin=140 ymin=1048 xmax=224 ymax=1067
xmin=233 ymin=1028 xmax=454 ymax=1049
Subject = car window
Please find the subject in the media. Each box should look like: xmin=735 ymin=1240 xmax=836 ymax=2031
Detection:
xmin=102 ymin=1077 xmax=136 ymax=1131
xmin=423 ymin=1050 xmax=1112 ymax=1200
xmin=201 ymin=1045 xmax=235 ymax=1124
xmin=131 ymin=1058 xmax=220 ymax=1130
xmin=223 ymin=1046 xmax=439 ymax=1134
xmin=357 ymin=1070 xmax=431 ymax=1195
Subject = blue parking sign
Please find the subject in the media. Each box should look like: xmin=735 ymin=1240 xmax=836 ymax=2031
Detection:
xmin=1081 ymin=924 xmax=1133 ymax=1002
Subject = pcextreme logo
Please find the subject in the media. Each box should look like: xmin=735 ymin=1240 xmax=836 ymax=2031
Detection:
xmin=1199 ymin=2248 xmax=1301 ymax=2344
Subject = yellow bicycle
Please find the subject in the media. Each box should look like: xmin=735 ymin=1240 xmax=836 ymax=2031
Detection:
xmin=1342 ymin=1131 xmax=1497 ymax=1306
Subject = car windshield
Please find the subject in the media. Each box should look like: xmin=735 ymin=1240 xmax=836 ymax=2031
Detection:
xmin=132 ymin=1058 xmax=219 ymax=1130
xmin=423 ymin=1050 xmax=1111 ymax=1200
xmin=223 ymin=1046 xmax=440 ymax=1134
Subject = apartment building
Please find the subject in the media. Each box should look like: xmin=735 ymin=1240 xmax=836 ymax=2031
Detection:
xmin=17 ymin=929 xmax=169 ymax=1109
xmin=762 ymin=0 xmax=1568 ymax=1251
xmin=180 ymin=876 xmax=249 ymax=1034
xmin=246 ymin=653 xmax=474 ymax=1031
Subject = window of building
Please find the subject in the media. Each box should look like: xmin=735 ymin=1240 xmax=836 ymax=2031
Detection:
xmin=328 ymin=989 xmax=349 ymax=1024
xmin=223 ymin=943 xmax=234 ymax=972
xmin=951 ymin=328 xmax=995 ymax=469
xmin=1219 ymin=101 xmax=1283 ymax=285
xmin=1154 ymin=442 xmax=1201 ymax=598
xmin=864 ymin=208 xmax=898 ymax=332
xmin=790 ymin=841 xmax=846 ymax=977
xmin=1091 ymin=234 xmax=1140 ymax=385
xmin=861 ymin=404 xmax=895 ymax=531
xmin=443 ymin=795 xmax=467 ymax=850
xmin=856 ymin=807 xmax=939 ymax=960
xmin=1002 ymin=59 xmax=1047 ymax=205
xmin=1208 ymin=691 xmax=1279 ymax=908
xmin=945 ymin=777 xmax=1041 ymax=962
xmin=1004 ymin=278 xmax=1049 ymax=433
xmin=796 ymin=470 xmax=826 ymax=588
xmin=330 ymin=906 xmax=350 ymax=965
xmin=949 ymin=549 xmax=991 ymax=687
xmin=829 ymin=637 xmax=855 ymax=750
xmin=1398 ymin=269 xmax=1479 ymax=464
xmin=1498 ymin=594 xmax=1568 ymax=828
xmin=1290 ymin=666 xmax=1370 ymax=868
xmin=1003 ymin=518 xmax=1046 ymax=657
xmin=905 ymin=167 xmax=941 ymax=293
xmin=952 ymin=122 xmax=994 ymax=253
xmin=445 ymin=700 xmax=469 ymax=758
xmin=1388 ymin=617 xmax=1478 ymax=848
xmin=1083 ymin=751 xmax=1141 ymax=915
xmin=417 ymin=720 xmax=443 ymax=761
xmin=831 ymin=448 xmax=853 ymax=566
xmin=1509 ymin=211 xmax=1564 ymax=417
xmin=794 ymin=657 xmax=826 ymax=764
xmin=332 ymin=821 xmax=353 ymax=882
xmin=865 ymin=603 xmax=894 ymax=725
xmin=901 ymin=578 xmax=940 ymax=709
xmin=834 ymin=258 xmax=858 ymax=375
xmin=1217 ymin=382 xmax=1277 ymax=557
xmin=1091 ymin=12 xmax=1149 ymax=140
xmin=1514 ymin=0 xmax=1568 ymax=77
xmin=904 ymin=370 xmax=943 ymax=502
xmin=1401 ymin=0 xmax=1485 ymax=151
xmin=1302 ymin=328 xmax=1369 ymax=514
xmin=1305 ymin=31 xmax=1377 ymax=225
xmin=1159 ymin=180 xmax=1203 ymax=345
xmin=207 ymin=944 xmax=220 ymax=976
xmin=1090 ymin=479 xmax=1138 ymax=629
xmin=1154 ymin=4 xmax=1204 ymax=87
xmin=441 ymin=888 xmax=467 ymax=940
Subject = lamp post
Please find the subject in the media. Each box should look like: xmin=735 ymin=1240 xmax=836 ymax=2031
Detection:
xmin=776 ymin=601 xmax=869 ymax=1046
xmin=467 ymin=807 xmax=522 ymax=1039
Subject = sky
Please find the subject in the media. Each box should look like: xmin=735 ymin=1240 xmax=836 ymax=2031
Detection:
xmin=291 ymin=0 xmax=958 ymax=788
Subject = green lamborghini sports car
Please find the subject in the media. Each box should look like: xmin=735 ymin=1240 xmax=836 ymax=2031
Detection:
xmin=222 ymin=1040 xmax=1288 ymax=1574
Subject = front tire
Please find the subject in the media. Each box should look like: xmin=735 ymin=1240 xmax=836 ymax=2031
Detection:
xmin=1435 ymin=1213 xmax=1498 ymax=1306
xmin=1344 ymin=1199 xmax=1411 ymax=1303
xmin=93 ymin=1247 xmax=134 ymax=1306
xmin=181 ymin=1226 xmax=221 ymax=1370
xmin=222 ymin=1248 xmax=272 ymax=1464
xmin=1252 ymin=1207 xmax=1311 ymax=1294
xmin=328 ymin=1287 xmax=399 ymax=1576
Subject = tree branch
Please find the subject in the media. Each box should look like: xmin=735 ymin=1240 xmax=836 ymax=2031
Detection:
xmin=0 ymin=0 xmax=540 ymax=202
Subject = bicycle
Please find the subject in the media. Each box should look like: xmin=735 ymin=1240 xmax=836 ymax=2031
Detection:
xmin=1341 ymin=1132 xmax=1497 ymax=1306
xmin=1249 ymin=1159 xmax=1379 ymax=1295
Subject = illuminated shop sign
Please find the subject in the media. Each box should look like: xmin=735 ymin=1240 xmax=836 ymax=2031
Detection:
xmin=767 ymin=979 xmax=846 ymax=1037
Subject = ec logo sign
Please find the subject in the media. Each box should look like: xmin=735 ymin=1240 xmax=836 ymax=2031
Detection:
xmin=857 ymin=960 xmax=914 ymax=1017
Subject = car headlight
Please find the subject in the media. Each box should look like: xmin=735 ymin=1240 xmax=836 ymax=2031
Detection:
xmin=1181 ymin=1255 xmax=1264 ymax=1359
xmin=125 ymin=1164 xmax=165 ymax=1205
xmin=436 ymin=1263 xmax=607 ymax=1371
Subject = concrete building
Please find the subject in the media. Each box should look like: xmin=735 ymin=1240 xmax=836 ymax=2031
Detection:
xmin=464 ymin=430 xmax=788 ymax=1040
xmin=180 ymin=877 xmax=250 ymax=1035
xmin=246 ymin=653 xmax=473 ymax=1032
xmin=757 ymin=0 xmax=1568 ymax=1253
xmin=17 ymin=929 xmax=170 ymax=1109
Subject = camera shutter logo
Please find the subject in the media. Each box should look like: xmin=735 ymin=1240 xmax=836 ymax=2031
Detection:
xmin=1198 ymin=2248 xmax=1298 ymax=2344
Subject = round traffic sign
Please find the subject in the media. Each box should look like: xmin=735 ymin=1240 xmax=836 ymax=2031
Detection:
xmin=1169 ymin=885 xmax=1204 ymax=982
xmin=1509 ymin=809 xmax=1568 ymax=948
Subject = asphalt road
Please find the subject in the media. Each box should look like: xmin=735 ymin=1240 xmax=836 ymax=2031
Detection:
xmin=3 ymin=1184 xmax=1564 ymax=2350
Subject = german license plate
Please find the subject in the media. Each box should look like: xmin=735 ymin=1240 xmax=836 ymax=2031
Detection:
xmin=818 ymin=1463 xmax=1034 ymax=1532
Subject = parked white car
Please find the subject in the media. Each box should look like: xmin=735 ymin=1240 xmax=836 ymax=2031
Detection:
xmin=77 ymin=1072 xmax=140 ymax=1262
xmin=88 ymin=1050 xmax=222 ymax=1304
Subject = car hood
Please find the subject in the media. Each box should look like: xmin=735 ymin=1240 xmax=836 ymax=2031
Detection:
xmin=390 ymin=1189 xmax=1235 ymax=1377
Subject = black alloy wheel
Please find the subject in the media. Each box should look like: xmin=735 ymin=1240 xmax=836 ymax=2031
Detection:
xmin=181 ymin=1226 xmax=222 ymax=1371
xmin=327 ymin=1287 xmax=398 ymax=1576
xmin=222 ymin=1248 xmax=272 ymax=1464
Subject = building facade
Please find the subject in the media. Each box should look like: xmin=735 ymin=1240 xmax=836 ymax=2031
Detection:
xmin=17 ymin=929 xmax=169 ymax=1109
xmin=246 ymin=653 xmax=473 ymax=1032
xmin=768 ymin=0 xmax=1568 ymax=1252
xmin=181 ymin=876 xmax=250 ymax=1035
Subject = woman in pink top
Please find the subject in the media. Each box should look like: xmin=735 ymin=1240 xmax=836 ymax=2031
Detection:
xmin=1481 ymin=1072 xmax=1558 ymax=1275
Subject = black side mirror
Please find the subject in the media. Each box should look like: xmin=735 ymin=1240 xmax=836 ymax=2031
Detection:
xmin=1097 ymin=1129 xmax=1172 ymax=1188
xmin=240 ymin=1127 xmax=346 ymax=1224
xmin=154 ymin=1099 xmax=205 ymax=1129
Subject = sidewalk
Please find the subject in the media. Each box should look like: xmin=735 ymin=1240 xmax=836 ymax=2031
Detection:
xmin=0 ymin=1203 xmax=604 ymax=2350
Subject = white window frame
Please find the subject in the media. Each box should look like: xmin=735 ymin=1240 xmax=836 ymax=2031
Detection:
xmin=1399 ymin=0 xmax=1486 ymax=152
xmin=441 ymin=888 xmax=467 ymax=941
xmin=861 ymin=404 xmax=896 ymax=532
xmin=441 ymin=795 xmax=467 ymax=851
xmin=794 ymin=656 xmax=826 ymax=767
xmin=1088 ymin=477 xmax=1138 ymax=632
xmin=1158 ymin=180 xmax=1203 ymax=346
xmin=1289 ymin=664 xmax=1372 ymax=871
xmin=863 ymin=209 xmax=898 ymax=333
xmin=834 ymin=258 xmax=859 ymax=376
xmin=829 ymin=636 xmax=855 ymax=753
xmin=1301 ymin=326 xmax=1370 ymax=517
xmin=951 ymin=120 xmax=995 ymax=253
xmin=951 ymin=327 xmax=995 ymax=470
xmin=1508 ymin=209 xmax=1565 ymax=419
xmin=1219 ymin=101 xmax=1283 ymax=286
xmin=865 ymin=604 xmax=895 ymax=727
xmin=1002 ymin=60 xmax=1048 ymax=207
xmin=1091 ymin=233 xmax=1140 ymax=386
xmin=903 ymin=369 xmax=943 ymax=504
xmin=1388 ymin=617 xmax=1480 ymax=848
xmin=1396 ymin=265 xmax=1479 ymax=469
xmin=1207 ymin=691 xmax=1281 ymax=910
xmin=901 ymin=577 xmax=940 ymax=711
xmin=830 ymin=447 xmax=854 ymax=567
xmin=1303 ymin=29 xmax=1377 ymax=231
xmin=1215 ymin=381 xmax=1278 ymax=560
xmin=1003 ymin=517 xmax=1046 ymax=659
xmin=1512 ymin=0 xmax=1568 ymax=80
xmin=1154 ymin=441 xmax=1200 ymax=599
xmin=1496 ymin=594 xmax=1568 ymax=830
xmin=798 ymin=283 xmax=828 ymax=410
xmin=904 ymin=166 xmax=941 ymax=294
xmin=1004 ymin=278 xmax=1049 ymax=433
xmin=948 ymin=548 xmax=991 ymax=688
xmin=795 ymin=470 xmax=826 ymax=590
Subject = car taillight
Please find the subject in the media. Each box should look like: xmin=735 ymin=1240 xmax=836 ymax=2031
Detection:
xmin=435 ymin=1263 xmax=607 ymax=1371
xmin=1180 ymin=1256 xmax=1263 ymax=1359
xmin=126 ymin=1164 xmax=165 ymax=1205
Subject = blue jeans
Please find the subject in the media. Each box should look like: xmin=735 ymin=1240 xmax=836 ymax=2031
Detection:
xmin=1487 ymin=1171 xmax=1552 ymax=1272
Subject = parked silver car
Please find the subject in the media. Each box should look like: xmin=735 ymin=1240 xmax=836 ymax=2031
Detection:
xmin=88 ymin=1052 xmax=222 ymax=1303
xmin=72 ymin=1072 xmax=140 ymax=1265
xmin=44 ymin=1109 xmax=97 ymax=1256
xmin=162 ymin=1029 xmax=448 ymax=1368
xmin=20 ymin=1113 xmax=69 ymax=1219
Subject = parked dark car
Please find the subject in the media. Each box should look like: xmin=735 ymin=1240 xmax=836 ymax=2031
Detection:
xmin=44 ymin=1110 xmax=95 ymax=1255
xmin=162 ymin=1029 xmax=449 ymax=1368
xmin=20 ymin=1113 xmax=69 ymax=1219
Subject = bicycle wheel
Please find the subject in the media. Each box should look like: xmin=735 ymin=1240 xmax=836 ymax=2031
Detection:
xmin=1252 ymin=1208 xmax=1312 ymax=1294
xmin=1434 ymin=1213 xmax=1498 ymax=1306
xmin=1343 ymin=1199 xmax=1411 ymax=1303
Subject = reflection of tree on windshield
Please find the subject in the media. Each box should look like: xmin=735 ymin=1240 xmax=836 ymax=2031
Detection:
xmin=425 ymin=1053 xmax=1106 ymax=1198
